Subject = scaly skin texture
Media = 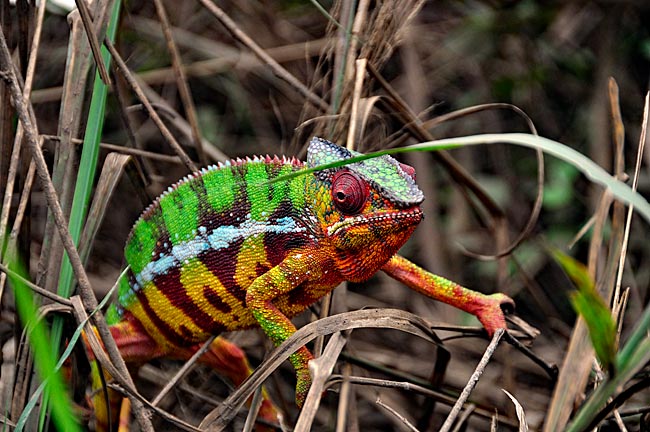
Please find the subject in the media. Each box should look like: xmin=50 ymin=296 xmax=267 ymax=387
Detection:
xmin=91 ymin=137 xmax=513 ymax=430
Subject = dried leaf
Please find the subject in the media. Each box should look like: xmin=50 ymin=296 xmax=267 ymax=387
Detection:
xmin=502 ymin=389 xmax=528 ymax=432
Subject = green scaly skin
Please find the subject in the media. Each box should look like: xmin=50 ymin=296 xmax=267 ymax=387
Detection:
xmin=90 ymin=137 xmax=513 ymax=430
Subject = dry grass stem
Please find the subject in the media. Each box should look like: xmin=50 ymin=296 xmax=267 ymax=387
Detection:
xmin=450 ymin=404 xmax=476 ymax=432
xmin=152 ymin=0 xmax=206 ymax=165
xmin=346 ymin=58 xmax=367 ymax=150
xmin=503 ymin=389 xmax=529 ymax=432
xmin=0 ymin=264 xmax=72 ymax=307
xmin=104 ymin=38 xmax=197 ymax=172
xmin=439 ymin=329 xmax=505 ymax=432
xmin=295 ymin=332 xmax=347 ymax=432
xmin=73 ymin=0 xmax=112 ymax=85
xmin=614 ymin=91 xmax=649 ymax=303
xmin=375 ymin=397 xmax=421 ymax=432
xmin=135 ymin=83 xmax=230 ymax=162
xmin=197 ymin=0 xmax=328 ymax=112
xmin=151 ymin=335 xmax=217 ymax=407
xmin=335 ymin=363 xmax=353 ymax=432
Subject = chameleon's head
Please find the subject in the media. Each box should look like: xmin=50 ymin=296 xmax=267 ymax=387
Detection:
xmin=307 ymin=137 xmax=425 ymax=281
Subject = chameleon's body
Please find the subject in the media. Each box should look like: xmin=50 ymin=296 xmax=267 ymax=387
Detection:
xmin=92 ymin=138 xmax=512 ymax=430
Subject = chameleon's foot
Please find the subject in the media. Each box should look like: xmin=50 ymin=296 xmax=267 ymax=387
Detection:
xmin=258 ymin=398 xmax=282 ymax=427
xmin=475 ymin=293 xmax=515 ymax=336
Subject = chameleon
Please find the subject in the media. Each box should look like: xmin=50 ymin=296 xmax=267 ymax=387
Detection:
xmin=89 ymin=137 xmax=514 ymax=430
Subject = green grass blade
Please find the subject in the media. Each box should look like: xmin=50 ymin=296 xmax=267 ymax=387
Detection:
xmin=45 ymin=1 xmax=122 ymax=429
xmin=56 ymin=0 xmax=121 ymax=312
xmin=567 ymin=294 xmax=650 ymax=431
xmin=550 ymin=248 xmax=617 ymax=374
xmin=5 ymin=257 xmax=81 ymax=432
xmin=272 ymin=133 xmax=650 ymax=224
xmin=15 ymin=269 xmax=123 ymax=430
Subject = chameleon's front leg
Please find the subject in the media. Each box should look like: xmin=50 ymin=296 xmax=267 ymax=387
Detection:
xmin=245 ymin=254 xmax=317 ymax=406
xmin=382 ymin=255 xmax=514 ymax=335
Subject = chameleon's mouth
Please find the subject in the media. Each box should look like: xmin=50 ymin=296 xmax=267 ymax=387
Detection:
xmin=327 ymin=208 xmax=423 ymax=237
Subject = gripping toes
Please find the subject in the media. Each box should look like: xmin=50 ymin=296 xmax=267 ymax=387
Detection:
xmin=476 ymin=293 xmax=515 ymax=336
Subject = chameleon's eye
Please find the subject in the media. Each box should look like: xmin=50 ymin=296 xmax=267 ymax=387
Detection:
xmin=331 ymin=171 xmax=368 ymax=215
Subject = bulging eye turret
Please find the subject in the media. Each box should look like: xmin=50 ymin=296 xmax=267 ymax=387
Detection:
xmin=331 ymin=171 xmax=368 ymax=215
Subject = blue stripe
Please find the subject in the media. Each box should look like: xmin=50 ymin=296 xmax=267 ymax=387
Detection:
xmin=135 ymin=216 xmax=305 ymax=286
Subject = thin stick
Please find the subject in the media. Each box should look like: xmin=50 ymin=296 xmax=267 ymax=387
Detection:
xmin=151 ymin=335 xmax=217 ymax=407
xmin=0 ymin=263 xmax=72 ymax=307
xmin=346 ymin=58 xmax=366 ymax=149
xmin=450 ymin=404 xmax=476 ymax=432
xmin=614 ymin=90 xmax=648 ymax=303
xmin=152 ymin=0 xmax=206 ymax=165
xmin=241 ymin=386 xmax=264 ymax=432
xmin=335 ymin=363 xmax=353 ymax=432
xmin=345 ymin=0 xmax=370 ymax=82
xmin=325 ymin=375 xmax=518 ymax=427
xmin=104 ymin=38 xmax=198 ymax=172
xmin=375 ymin=397 xmax=420 ymax=432
xmin=43 ymin=134 xmax=185 ymax=163
xmin=5 ymin=158 xmax=35 ymax=260
xmin=439 ymin=329 xmax=505 ymax=432
xmin=196 ymin=0 xmax=328 ymax=112
xmin=74 ymin=0 xmax=112 ymax=85
xmin=295 ymin=332 xmax=347 ymax=432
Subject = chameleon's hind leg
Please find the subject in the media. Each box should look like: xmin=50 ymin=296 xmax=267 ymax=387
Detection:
xmin=88 ymin=322 xmax=279 ymax=429
xmin=176 ymin=336 xmax=281 ymax=427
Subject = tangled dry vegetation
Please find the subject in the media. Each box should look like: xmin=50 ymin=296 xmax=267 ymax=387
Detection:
xmin=1 ymin=1 xmax=650 ymax=431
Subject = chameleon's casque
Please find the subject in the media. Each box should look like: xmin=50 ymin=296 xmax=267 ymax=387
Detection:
xmin=90 ymin=137 xmax=513 ymax=431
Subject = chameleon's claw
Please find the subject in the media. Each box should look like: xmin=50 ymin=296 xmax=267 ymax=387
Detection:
xmin=476 ymin=293 xmax=515 ymax=336
xmin=496 ymin=293 xmax=516 ymax=315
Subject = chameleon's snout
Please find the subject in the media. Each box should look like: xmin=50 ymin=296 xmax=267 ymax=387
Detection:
xmin=326 ymin=207 xmax=423 ymax=237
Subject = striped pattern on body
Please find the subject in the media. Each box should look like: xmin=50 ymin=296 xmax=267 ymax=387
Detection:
xmin=107 ymin=156 xmax=319 ymax=348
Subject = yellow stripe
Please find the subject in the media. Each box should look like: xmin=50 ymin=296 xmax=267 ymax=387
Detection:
xmin=127 ymin=300 xmax=171 ymax=348
xmin=234 ymin=236 xmax=271 ymax=289
xmin=142 ymin=281 xmax=210 ymax=345
xmin=181 ymin=259 xmax=254 ymax=329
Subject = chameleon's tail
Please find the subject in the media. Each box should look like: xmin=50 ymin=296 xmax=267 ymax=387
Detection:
xmin=82 ymin=325 xmax=125 ymax=432
xmin=83 ymin=317 xmax=166 ymax=431
xmin=87 ymin=348 xmax=122 ymax=432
